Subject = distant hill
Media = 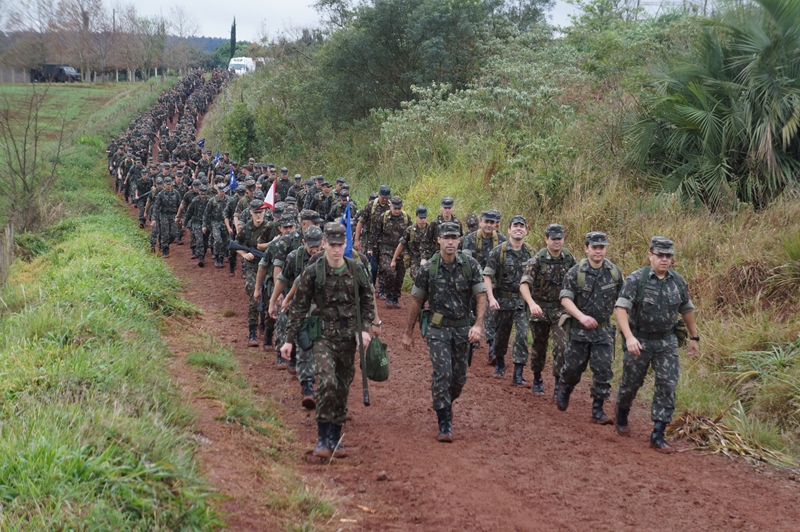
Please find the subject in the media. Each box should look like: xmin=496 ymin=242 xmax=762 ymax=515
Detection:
xmin=186 ymin=36 xmax=228 ymax=53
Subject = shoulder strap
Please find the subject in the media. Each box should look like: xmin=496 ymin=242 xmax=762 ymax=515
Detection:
xmin=427 ymin=251 xmax=441 ymax=297
xmin=315 ymin=256 xmax=326 ymax=293
xmin=371 ymin=199 xmax=379 ymax=214
xmin=634 ymin=266 xmax=652 ymax=328
xmin=295 ymin=247 xmax=305 ymax=272
xmin=575 ymin=259 xmax=588 ymax=307
xmin=456 ymin=251 xmax=472 ymax=281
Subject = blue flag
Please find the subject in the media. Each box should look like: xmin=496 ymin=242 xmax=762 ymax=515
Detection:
xmin=214 ymin=150 xmax=220 ymax=166
xmin=197 ymin=138 xmax=205 ymax=148
xmin=229 ymin=168 xmax=237 ymax=191
xmin=341 ymin=202 xmax=353 ymax=259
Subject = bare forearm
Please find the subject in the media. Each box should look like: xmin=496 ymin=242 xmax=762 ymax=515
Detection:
xmin=405 ymin=296 xmax=424 ymax=334
xmin=474 ymin=293 xmax=487 ymax=325
xmin=615 ymin=307 xmax=633 ymax=340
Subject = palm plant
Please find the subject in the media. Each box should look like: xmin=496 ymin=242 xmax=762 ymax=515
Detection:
xmin=626 ymin=0 xmax=800 ymax=210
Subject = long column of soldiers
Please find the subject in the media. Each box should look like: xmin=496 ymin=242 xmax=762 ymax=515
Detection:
xmin=108 ymin=72 xmax=701 ymax=459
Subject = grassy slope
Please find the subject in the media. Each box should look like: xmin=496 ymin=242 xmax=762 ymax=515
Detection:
xmin=0 ymin=80 xmax=224 ymax=530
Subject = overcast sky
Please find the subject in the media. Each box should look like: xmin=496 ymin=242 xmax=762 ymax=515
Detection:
xmin=124 ymin=0 xmax=579 ymax=40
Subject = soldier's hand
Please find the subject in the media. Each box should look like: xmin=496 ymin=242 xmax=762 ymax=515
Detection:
xmin=529 ymin=303 xmax=543 ymax=317
xmin=467 ymin=325 xmax=484 ymax=344
xmin=402 ymin=331 xmax=413 ymax=351
xmin=281 ymin=298 xmax=290 ymax=313
xmin=367 ymin=250 xmax=372 ymax=257
xmin=361 ymin=331 xmax=373 ymax=348
xmin=578 ymin=315 xmax=598 ymax=329
xmin=687 ymin=339 xmax=698 ymax=357
xmin=390 ymin=260 xmax=396 ymax=270
xmin=244 ymin=252 xmax=254 ymax=262
xmin=489 ymin=297 xmax=500 ymax=311
xmin=370 ymin=324 xmax=381 ymax=338
xmin=626 ymin=336 xmax=642 ymax=356
xmin=354 ymin=240 xmax=361 ymax=251
xmin=279 ymin=342 xmax=293 ymax=361
xmin=268 ymin=302 xmax=278 ymax=320
xmin=420 ymin=258 xmax=427 ymax=266
xmin=135 ymin=195 xmax=139 ymax=201
xmin=150 ymin=220 xmax=156 ymax=227
xmin=253 ymin=289 xmax=262 ymax=302
xmin=202 ymin=227 xmax=207 ymax=234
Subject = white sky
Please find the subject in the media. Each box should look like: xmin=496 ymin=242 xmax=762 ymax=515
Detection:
xmin=123 ymin=0 xmax=580 ymax=40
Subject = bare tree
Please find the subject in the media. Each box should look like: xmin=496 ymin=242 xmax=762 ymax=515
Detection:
xmin=166 ymin=5 xmax=199 ymax=74
xmin=56 ymin=0 xmax=104 ymax=81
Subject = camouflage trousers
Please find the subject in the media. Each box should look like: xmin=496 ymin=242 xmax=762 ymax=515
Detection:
xmin=137 ymin=197 xmax=149 ymax=225
xmin=379 ymin=249 xmax=405 ymax=300
xmin=150 ymin=219 xmax=160 ymax=249
xmin=616 ymin=338 xmax=680 ymax=423
xmin=275 ymin=309 xmax=288 ymax=348
xmin=209 ymin=221 xmax=228 ymax=258
xmin=313 ymin=333 xmax=357 ymax=425
xmin=529 ymin=306 xmax=567 ymax=377
xmin=190 ymin=224 xmax=208 ymax=259
xmin=409 ymin=257 xmax=421 ymax=283
xmin=244 ymin=264 xmax=262 ymax=328
xmin=493 ymin=304 xmax=529 ymax=365
xmin=426 ymin=325 xmax=470 ymax=411
xmin=484 ymin=307 xmax=497 ymax=344
xmin=157 ymin=215 xmax=179 ymax=252
xmin=297 ymin=345 xmax=314 ymax=384
xmin=560 ymin=336 xmax=614 ymax=401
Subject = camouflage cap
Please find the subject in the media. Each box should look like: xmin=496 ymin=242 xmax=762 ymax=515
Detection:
xmin=197 ymin=172 xmax=206 ymax=178
xmin=416 ymin=205 xmax=428 ymax=218
xmin=163 ymin=176 xmax=174 ymax=185
xmin=585 ymin=231 xmax=609 ymax=246
xmin=438 ymin=221 xmax=461 ymax=237
xmin=155 ymin=177 xmax=164 ymax=185
xmin=324 ymin=222 xmax=347 ymax=244
xmin=198 ymin=184 xmax=209 ymax=193
xmin=236 ymin=184 xmax=246 ymax=194
xmin=279 ymin=215 xmax=297 ymax=227
xmin=441 ymin=196 xmax=455 ymax=208
xmin=176 ymin=170 xmax=183 ymax=176
xmin=249 ymin=157 xmax=256 ymax=163
xmin=390 ymin=195 xmax=403 ymax=207
xmin=650 ymin=236 xmax=675 ymax=255
xmin=481 ymin=209 xmax=501 ymax=222
xmin=336 ymin=177 xmax=346 ymax=184
xmin=509 ymin=214 xmax=527 ymax=226
xmin=245 ymin=178 xmax=256 ymax=187
xmin=314 ymin=175 xmax=325 ymax=182
xmin=281 ymin=167 xmax=288 ymax=173
xmin=284 ymin=196 xmax=297 ymax=204
xmin=339 ymin=187 xmax=350 ymax=197
xmin=379 ymin=184 xmax=391 ymax=198
xmin=294 ymin=174 xmax=302 ymax=181
xmin=303 ymin=225 xmax=324 ymax=246
xmin=369 ymin=193 xmax=379 ymax=201
xmin=300 ymin=209 xmax=318 ymax=221
xmin=546 ymin=223 xmax=565 ymax=239
xmin=250 ymin=199 xmax=266 ymax=211
xmin=305 ymin=179 xmax=315 ymax=186
xmin=192 ymin=179 xmax=201 ymax=187
xmin=465 ymin=213 xmax=479 ymax=230
xmin=215 ymin=183 xmax=226 ymax=191
xmin=253 ymin=190 xmax=265 ymax=200
xmin=135 ymin=156 xmax=142 ymax=162
xmin=273 ymin=202 xmax=286 ymax=215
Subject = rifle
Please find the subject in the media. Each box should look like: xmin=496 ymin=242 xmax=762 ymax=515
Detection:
xmin=135 ymin=189 xmax=153 ymax=201
xmin=228 ymin=239 xmax=264 ymax=260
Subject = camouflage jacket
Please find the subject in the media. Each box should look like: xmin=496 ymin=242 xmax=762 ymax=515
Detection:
xmin=375 ymin=211 xmax=412 ymax=251
xmin=400 ymin=223 xmax=430 ymax=259
xmin=235 ymin=219 xmax=269 ymax=267
xmin=364 ymin=199 xmax=392 ymax=251
xmin=275 ymin=178 xmax=293 ymax=202
xmin=327 ymin=200 xmax=359 ymax=222
xmin=132 ymin=175 xmax=152 ymax=199
xmin=286 ymin=256 xmax=376 ymax=344
xmin=411 ymin=252 xmax=486 ymax=321
xmin=273 ymin=229 xmax=303 ymax=268
xmin=203 ymin=195 xmax=228 ymax=226
xmin=520 ymin=248 xmax=577 ymax=304
xmin=181 ymin=189 xmax=198 ymax=213
xmin=422 ymin=214 xmax=463 ymax=260
xmin=616 ymin=267 xmax=694 ymax=337
xmin=560 ymin=258 xmax=623 ymax=342
xmin=184 ymin=195 xmax=209 ymax=227
xmin=152 ymin=189 xmax=181 ymax=218
xmin=483 ymin=242 xmax=536 ymax=311
xmin=462 ymin=230 xmax=508 ymax=268
xmin=277 ymin=246 xmax=313 ymax=290
xmin=287 ymin=184 xmax=305 ymax=203
xmin=303 ymin=188 xmax=323 ymax=211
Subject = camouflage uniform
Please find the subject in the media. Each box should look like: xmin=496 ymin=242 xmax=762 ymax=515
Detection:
xmin=203 ymin=192 xmax=230 ymax=260
xmin=400 ymin=222 xmax=429 ymax=281
xmin=275 ymin=176 xmax=293 ymax=202
xmin=483 ymin=242 xmax=535 ymax=370
xmin=615 ymin=267 xmax=694 ymax=423
xmin=132 ymin=174 xmax=153 ymax=226
xmin=520 ymin=249 xmax=576 ymax=378
xmin=376 ymin=202 xmax=412 ymax=304
xmin=146 ymin=184 xmax=164 ymax=249
xmin=184 ymin=193 xmax=210 ymax=261
xmin=412 ymin=250 xmax=486 ymax=410
xmin=461 ymin=227 xmax=507 ymax=346
xmin=422 ymin=213 xmax=463 ymax=261
xmin=236 ymin=215 xmax=269 ymax=328
xmin=363 ymin=195 xmax=392 ymax=288
xmin=151 ymin=186 xmax=181 ymax=254
xmin=559 ymin=258 xmax=623 ymax=400
xmin=278 ymin=245 xmax=316 ymax=384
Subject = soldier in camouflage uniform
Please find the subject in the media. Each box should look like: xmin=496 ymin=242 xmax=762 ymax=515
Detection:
xmin=275 ymin=167 xmax=293 ymax=202
xmin=326 ymin=186 xmax=358 ymax=222
xmin=520 ymin=223 xmax=576 ymax=400
xmin=150 ymin=176 xmax=181 ymax=258
xmin=177 ymin=179 xmax=201 ymax=255
xmin=203 ymin=183 xmax=230 ymax=267
xmin=483 ymin=215 xmax=535 ymax=385
xmin=402 ymin=222 xmax=486 ymax=442
xmin=421 ymin=196 xmax=463 ymax=261
xmin=557 ymin=232 xmax=623 ymax=425
xmin=270 ymin=216 xmax=302 ymax=373
xmin=184 ymin=184 xmax=210 ymax=265
xmin=391 ymin=205 xmax=429 ymax=282
xmin=614 ymin=236 xmax=699 ymax=453
xmin=465 ymin=213 xmax=479 ymax=234
xmin=272 ymin=226 xmax=324 ymax=409
xmin=282 ymin=223 xmax=378 ymax=459
xmin=302 ymin=176 xmax=325 ymax=212
xmin=461 ymin=209 xmax=507 ymax=365
xmin=287 ymin=174 xmax=304 ymax=205
xmin=234 ymin=199 xmax=270 ymax=347
xmin=131 ymin=164 xmax=152 ymax=228
xmin=145 ymin=178 xmax=164 ymax=252
xmin=375 ymin=196 xmax=412 ymax=308
xmin=358 ymin=185 xmax=392 ymax=296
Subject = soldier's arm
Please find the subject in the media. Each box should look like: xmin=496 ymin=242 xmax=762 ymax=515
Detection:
xmin=391 ymin=242 xmax=405 ymax=265
xmin=253 ymin=264 xmax=268 ymax=301
xmin=519 ymin=259 xmax=542 ymax=316
xmin=482 ymin=249 xmax=499 ymax=309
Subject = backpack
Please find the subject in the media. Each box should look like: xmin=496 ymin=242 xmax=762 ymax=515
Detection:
xmin=475 ymin=231 xmax=499 ymax=262
xmin=535 ymin=247 xmax=576 ymax=293
xmin=313 ymin=254 xmax=369 ymax=295
xmin=382 ymin=209 xmax=411 ymax=226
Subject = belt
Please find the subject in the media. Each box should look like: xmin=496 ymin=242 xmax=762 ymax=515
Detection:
xmin=497 ymin=290 xmax=519 ymax=299
xmin=540 ymin=301 xmax=560 ymax=308
xmin=321 ymin=317 xmax=356 ymax=330
xmin=632 ymin=329 xmax=674 ymax=340
xmin=573 ymin=319 xmax=610 ymax=330
xmin=430 ymin=316 xmax=471 ymax=328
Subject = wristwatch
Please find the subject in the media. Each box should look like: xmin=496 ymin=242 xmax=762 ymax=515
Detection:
xmin=690 ymin=335 xmax=700 ymax=342
xmin=372 ymin=320 xmax=383 ymax=327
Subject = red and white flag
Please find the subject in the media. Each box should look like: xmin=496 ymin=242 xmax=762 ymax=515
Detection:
xmin=264 ymin=179 xmax=277 ymax=210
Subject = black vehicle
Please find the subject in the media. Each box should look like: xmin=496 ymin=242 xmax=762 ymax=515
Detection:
xmin=30 ymin=64 xmax=81 ymax=83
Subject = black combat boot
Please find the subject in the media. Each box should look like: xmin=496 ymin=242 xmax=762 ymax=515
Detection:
xmin=258 ymin=313 xmax=265 ymax=333
xmin=301 ymin=381 xmax=316 ymax=409
xmin=277 ymin=353 xmax=287 ymax=370
xmin=446 ymin=405 xmax=454 ymax=437
xmin=556 ymin=384 xmax=573 ymax=411
xmin=313 ymin=422 xmax=332 ymax=459
xmin=378 ymin=285 xmax=386 ymax=300
xmin=248 ymin=325 xmax=258 ymax=347
xmin=228 ymin=261 xmax=235 ymax=277
xmin=287 ymin=350 xmax=297 ymax=375
xmin=492 ymin=356 xmax=506 ymax=378
xmin=197 ymin=254 xmax=205 ymax=267
xmin=263 ymin=328 xmax=273 ymax=350
xmin=487 ymin=340 xmax=496 ymax=366
xmin=650 ymin=421 xmax=672 ymax=454
xmin=591 ymin=398 xmax=613 ymax=425
xmin=552 ymin=376 xmax=560 ymax=403
xmin=162 ymin=248 xmax=169 ymax=258
xmin=328 ymin=424 xmax=348 ymax=458
xmin=512 ymin=363 xmax=527 ymax=386
xmin=436 ymin=409 xmax=452 ymax=443
xmin=615 ymin=406 xmax=630 ymax=436
xmin=532 ymin=372 xmax=544 ymax=395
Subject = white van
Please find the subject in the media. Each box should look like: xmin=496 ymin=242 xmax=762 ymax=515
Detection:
xmin=228 ymin=57 xmax=256 ymax=75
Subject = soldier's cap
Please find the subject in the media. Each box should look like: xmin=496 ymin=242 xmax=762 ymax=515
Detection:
xmin=236 ymin=184 xmax=246 ymax=194
xmin=281 ymin=167 xmax=288 ymax=173
xmin=546 ymin=223 xmax=565 ymax=239
xmin=438 ymin=221 xmax=461 ymax=237
xmin=390 ymin=195 xmax=403 ymax=207
xmin=245 ymin=178 xmax=256 ymax=187
xmin=466 ymin=213 xmax=479 ymax=227
xmin=157 ymin=154 xmax=164 ymax=159
xmin=324 ymin=222 xmax=347 ymax=244
xmin=231 ymin=161 xmax=238 ymax=166
xmin=279 ymin=215 xmax=297 ymax=227
xmin=509 ymin=215 xmax=527 ymax=226
xmin=585 ymin=231 xmax=609 ymax=246
xmin=148 ymin=156 xmax=154 ymax=161
xmin=250 ymin=199 xmax=267 ymax=211
xmin=294 ymin=174 xmax=302 ymax=181
xmin=204 ymin=149 xmax=211 ymax=155
xmin=379 ymin=184 xmax=391 ymax=198
xmin=267 ymin=163 xmax=275 ymax=169
xmin=135 ymin=157 xmax=142 ymax=162
xmin=224 ymin=151 xmax=230 ymax=156
xmin=192 ymin=179 xmax=201 ymax=187
xmin=249 ymin=157 xmax=255 ymax=163
xmin=215 ymin=183 xmax=226 ymax=191
xmin=340 ymin=187 xmax=350 ymax=197
xmin=321 ymin=181 xmax=332 ymax=188
xmin=481 ymin=209 xmax=501 ymax=222
xmin=369 ymin=193 xmax=379 ymax=201
xmin=314 ymin=175 xmax=325 ymax=182
xmin=441 ymin=196 xmax=455 ymax=208
xmin=200 ymin=176 xmax=209 ymax=185
xmin=253 ymin=190 xmax=265 ymax=200
xmin=176 ymin=170 xmax=183 ymax=176
xmin=163 ymin=176 xmax=174 ymax=185
xmin=336 ymin=177 xmax=346 ymax=184
xmin=155 ymin=177 xmax=164 ymax=185
xmin=305 ymin=178 xmax=314 ymax=186
xmin=285 ymin=196 xmax=297 ymax=204
xmin=416 ymin=205 xmax=428 ymax=218
xmin=650 ymin=236 xmax=675 ymax=255
xmin=301 ymin=209 xmax=318 ymax=221
xmin=197 ymin=171 xmax=206 ymax=178
xmin=273 ymin=202 xmax=286 ymax=214
xmin=304 ymin=226 xmax=323 ymax=247
xmin=199 ymin=184 xmax=209 ymax=193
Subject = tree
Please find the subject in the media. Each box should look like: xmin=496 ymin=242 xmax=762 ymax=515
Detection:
xmin=223 ymin=102 xmax=257 ymax=162
xmin=166 ymin=5 xmax=200 ymax=74
xmin=626 ymin=0 xmax=800 ymax=209
xmin=230 ymin=18 xmax=236 ymax=60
